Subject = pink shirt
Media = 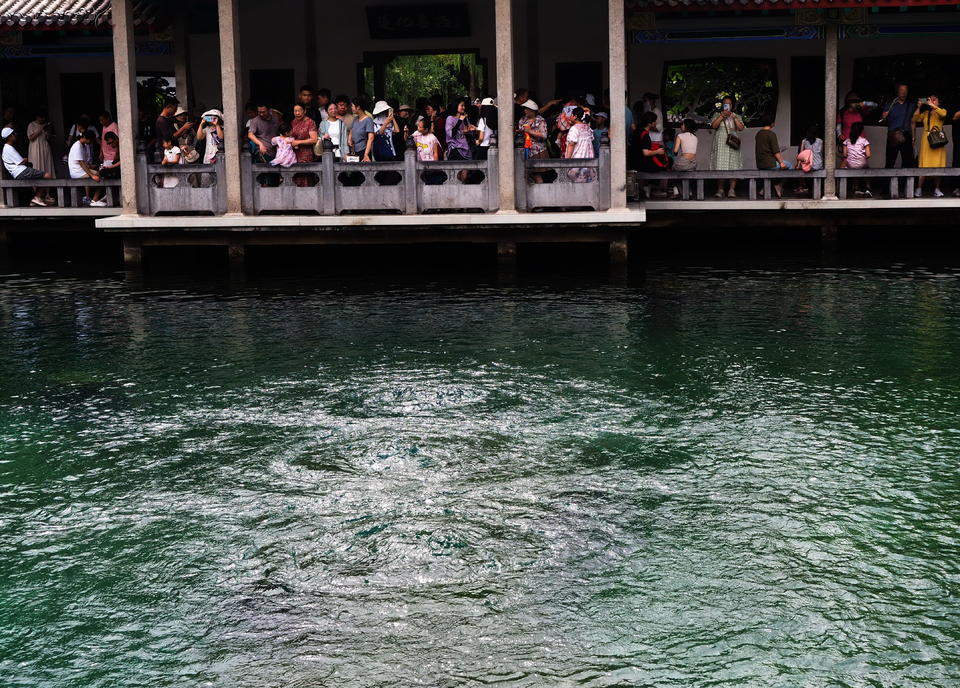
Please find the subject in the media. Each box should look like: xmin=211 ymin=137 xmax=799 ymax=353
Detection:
xmin=100 ymin=122 xmax=119 ymax=162
xmin=843 ymin=136 xmax=869 ymax=169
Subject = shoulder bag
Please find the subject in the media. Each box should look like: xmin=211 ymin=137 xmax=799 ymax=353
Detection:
xmin=724 ymin=116 xmax=741 ymax=151
xmin=926 ymin=112 xmax=949 ymax=149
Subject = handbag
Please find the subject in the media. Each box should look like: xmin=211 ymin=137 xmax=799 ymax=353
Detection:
xmin=887 ymin=129 xmax=906 ymax=146
xmin=926 ymin=113 xmax=948 ymax=149
xmin=724 ymin=117 xmax=741 ymax=150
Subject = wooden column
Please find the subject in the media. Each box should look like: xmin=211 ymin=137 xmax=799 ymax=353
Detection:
xmin=823 ymin=22 xmax=839 ymax=200
xmin=111 ymin=0 xmax=139 ymax=215
xmin=218 ymin=0 xmax=244 ymax=215
xmin=495 ymin=0 xmax=516 ymax=212
xmin=608 ymin=0 xmax=628 ymax=210
xmin=173 ymin=12 xmax=192 ymax=111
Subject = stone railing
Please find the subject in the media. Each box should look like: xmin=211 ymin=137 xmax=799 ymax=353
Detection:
xmin=835 ymin=168 xmax=960 ymax=199
xmin=634 ymin=169 xmax=826 ymax=200
xmin=242 ymin=147 xmax=499 ymax=216
xmin=0 ymin=175 xmax=121 ymax=208
xmin=136 ymin=155 xmax=227 ymax=215
xmin=515 ymin=144 xmax=610 ymax=211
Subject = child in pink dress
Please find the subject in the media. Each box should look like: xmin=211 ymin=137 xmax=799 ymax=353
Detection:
xmin=270 ymin=126 xmax=297 ymax=168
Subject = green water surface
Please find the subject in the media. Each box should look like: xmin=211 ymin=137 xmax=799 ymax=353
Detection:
xmin=0 ymin=266 xmax=958 ymax=687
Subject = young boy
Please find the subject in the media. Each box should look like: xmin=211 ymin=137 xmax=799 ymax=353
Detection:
xmin=2 ymin=126 xmax=53 ymax=207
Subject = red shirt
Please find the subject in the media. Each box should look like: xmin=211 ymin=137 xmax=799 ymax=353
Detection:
xmin=839 ymin=109 xmax=862 ymax=142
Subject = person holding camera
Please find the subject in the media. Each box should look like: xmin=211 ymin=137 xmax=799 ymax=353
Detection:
xmin=881 ymin=84 xmax=916 ymax=169
xmin=710 ymin=96 xmax=745 ymax=198
xmin=912 ymin=94 xmax=948 ymax=197
xmin=197 ymin=109 xmax=224 ymax=165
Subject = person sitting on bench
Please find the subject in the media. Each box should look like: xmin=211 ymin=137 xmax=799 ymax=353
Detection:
xmin=68 ymin=129 xmax=108 ymax=207
xmin=2 ymin=126 xmax=54 ymax=207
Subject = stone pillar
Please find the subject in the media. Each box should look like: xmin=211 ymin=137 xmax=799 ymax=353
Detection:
xmin=608 ymin=0 xmax=628 ymax=210
xmin=823 ymin=22 xmax=839 ymax=200
xmin=218 ymin=0 xmax=244 ymax=215
xmin=173 ymin=13 xmax=192 ymax=111
xmin=111 ymin=0 xmax=139 ymax=215
xmin=495 ymin=0 xmax=516 ymax=213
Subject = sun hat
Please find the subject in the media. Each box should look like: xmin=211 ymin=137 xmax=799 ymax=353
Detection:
xmin=1 ymin=127 xmax=13 ymax=139
xmin=372 ymin=100 xmax=392 ymax=115
xmin=398 ymin=104 xmax=414 ymax=112
xmin=585 ymin=93 xmax=597 ymax=106
xmin=593 ymin=111 xmax=609 ymax=120
xmin=201 ymin=109 xmax=224 ymax=120
xmin=521 ymin=99 xmax=539 ymax=112
xmin=174 ymin=106 xmax=188 ymax=117
xmin=480 ymin=97 xmax=496 ymax=106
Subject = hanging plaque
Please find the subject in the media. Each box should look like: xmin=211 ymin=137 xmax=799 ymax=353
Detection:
xmin=366 ymin=4 xmax=470 ymax=40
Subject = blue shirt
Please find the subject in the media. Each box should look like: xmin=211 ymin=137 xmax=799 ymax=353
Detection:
xmin=624 ymin=107 xmax=634 ymax=141
xmin=886 ymin=99 xmax=915 ymax=131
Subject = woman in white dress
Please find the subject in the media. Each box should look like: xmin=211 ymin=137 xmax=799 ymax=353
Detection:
xmin=26 ymin=111 xmax=56 ymax=205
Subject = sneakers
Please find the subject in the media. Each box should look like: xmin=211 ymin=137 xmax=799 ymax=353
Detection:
xmin=933 ymin=189 xmax=944 ymax=198
xmin=89 ymin=198 xmax=109 ymax=207
xmin=728 ymin=189 xmax=737 ymax=199
xmin=863 ymin=189 xmax=872 ymax=198
xmin=714 ymin=190 xmax=724 ymax=199
xmin=43 ymin=197 xmax=57 ymax=206
xmin=30 ymin=196 xmax=46 ymax=207
xmin=953 ymin=189 xmax=960 ymax=197
xmin=914 ymin=189 xmax=923 ymax=198
xmin=81 ymin=196 xmax=91 ymax=206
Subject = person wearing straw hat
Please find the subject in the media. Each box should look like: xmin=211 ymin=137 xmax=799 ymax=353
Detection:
xmin=371 ymin=100 xmax=399 ymax=162
xmin=518 ymin=99 xmax=548 ymax=182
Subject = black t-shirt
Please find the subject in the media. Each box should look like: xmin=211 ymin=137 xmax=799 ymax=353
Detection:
xmin=155 ymin=115 xmax=176 ymax=143
xmin=638 ymin=131 xmax=661 ymax=172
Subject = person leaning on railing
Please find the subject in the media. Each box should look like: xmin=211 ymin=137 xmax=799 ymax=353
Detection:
xmin=710 ymin=96 xmax=745 ymax=199
xmin=913 ymin=94 xmax=948 ymax=198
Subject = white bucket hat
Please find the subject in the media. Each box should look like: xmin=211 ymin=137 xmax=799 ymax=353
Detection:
xmin=521 ymin=99 xmax=539 ymax=112
xmin=1 ymin=127 xmax=13 ymax=139
xmin=174 ymin=106 xmax=188 ymax=117
xmin=201 ymin=109 xmax=223 ymax=120
xmin=372 ymin=100 xmax=392 ymax=115
xmin=480 ymin=97 xmax=496 ymax=106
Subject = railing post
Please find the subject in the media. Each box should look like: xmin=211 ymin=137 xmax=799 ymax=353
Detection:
xmin=321 ymin=150 xmax=336 ymax=215
xmin=403 ymin=147 xmax=418 ymax=214
xmin=487 ymin=146 xmax=500 ymax=212
xmin=215 ymin=157 xmax=228 ymax=215
xmin=514 ymin=147 xmax=527 ymax=212
xmin=598 ymin=144 xmax=612 ymax=211
xmin=240 ymin=151 xmax=253 ymax=214
xmin=135 ymin=154 xmax=150 ymax=215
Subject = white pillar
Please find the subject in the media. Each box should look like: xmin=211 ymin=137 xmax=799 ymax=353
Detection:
xmin=173 ymin=15 xmax=192 ymax=111
xmin=608 ymin=0 xmax=628 ymax=210
xmin=111 ymin=0 xmax=138 ymax=215
xmin=495 ymin=0 xmax=516 ymax=213
xmin=823 ymin=22 xmax=839 ymax=200
xmin=218 ymin=0 xmax=244 ymax=215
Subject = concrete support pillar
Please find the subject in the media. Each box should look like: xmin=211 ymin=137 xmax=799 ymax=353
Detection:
xmin=173 ymin=13 xmax=192 ymax=111
xmin=495 ymin=0 xmax=516 ymax=213
xmin=218 ymin=0 xmax=244 ymax=215
xmin=111 ymin=0 xmax=139 ymax=215
xmin=610 ymin=236 xmax=629 ymax=266
xmin=228 ymin=241 xmax=246 ymax=274
xmin=608 ymin=0 xmax=628 ymax=210
xmin=823 ymin=22 xmax=839 ymax=200
xmin=122 ymin=238 xmax=143 ymax=269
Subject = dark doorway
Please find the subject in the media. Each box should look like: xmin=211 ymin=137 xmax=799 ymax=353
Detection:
xmin=555 ymin=62 xmax=603 ymax=101
xmin=1 ymin=58 xmax=47 ymax=146
xmin=60 ymin=72 xmax=104 ymax=129
xmin=249 ymin=69 xmax=295 ymax=113
xmin=791 ymin=56 xmax=825 ymax=146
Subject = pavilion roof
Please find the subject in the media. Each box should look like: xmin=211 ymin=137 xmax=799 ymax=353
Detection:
xmin=0 ymin=0 xmax=164 ymax=29
xmin=628 ymin=0 xmax=959 ymax=12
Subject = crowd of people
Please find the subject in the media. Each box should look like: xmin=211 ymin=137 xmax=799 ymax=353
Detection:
xmin=635 ymin=83 xmax=960 ymax=199
xmin=4 ymin=80 xmax=960 ymax=205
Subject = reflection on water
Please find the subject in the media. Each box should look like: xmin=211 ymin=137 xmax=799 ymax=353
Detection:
xmin=1 ymin=263 xmax=959 ymax=687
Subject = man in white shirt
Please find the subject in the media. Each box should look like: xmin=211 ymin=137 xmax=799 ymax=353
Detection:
xmin=68 ymin=129 xmax=108 ymax=207
xmin=2 ymin=126 xmax=53 ymax=207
